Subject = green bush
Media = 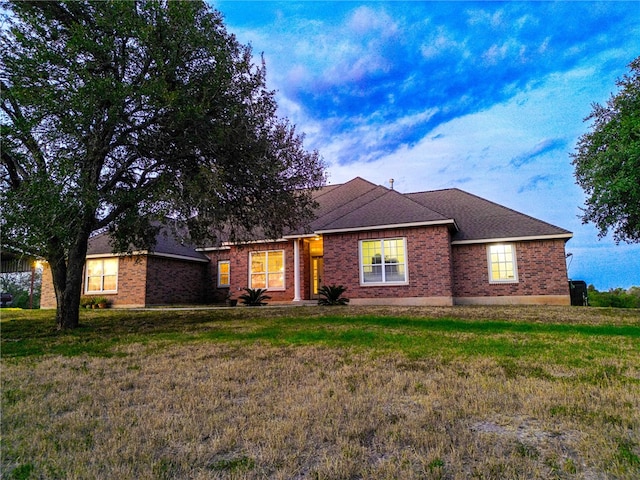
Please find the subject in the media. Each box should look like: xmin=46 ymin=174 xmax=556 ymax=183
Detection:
xmin=318 ymin=285 xmax=350 ymax=306
xmin=587 ymin=286 xmax=640 ymax=308
xmin=239 ymin=288 xmax=271 ymax=306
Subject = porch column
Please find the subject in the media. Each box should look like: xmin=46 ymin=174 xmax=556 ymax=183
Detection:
xmin=293 ymin=238 xmax=301 ymax=302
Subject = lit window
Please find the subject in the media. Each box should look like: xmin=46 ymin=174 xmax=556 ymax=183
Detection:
xmin=249 ymin=250 xmax=284 ymax=289
xmin=218 ymin=260 xmax=230 ymax=287
xmin=487 ymin=244 xmax=518 ymax=283
xmin=85 ymin=258 xmax=118 ymax=293
xmin=360 ymin=238 xmax=407 ymax=284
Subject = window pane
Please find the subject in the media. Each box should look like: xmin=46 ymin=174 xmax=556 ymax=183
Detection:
xmin=87 ymin=277 xmax=102 ymax=291
xmin=363 ymin=265 xmax=382 ymax=283
xmin=251 ymin=274 xmax=266 ymax=289
xmin=103 ymin=275 xmax=117 ymax=291
xmin=489 ymin=245 xmax=516 ymax=281
xmin=385 ymin=264 xmax=405 ymax=282
xmin=362 ymin=241 xmax=381 ymax=263
xmin=268 ymin=273 xmax=284 ymax=288
xmin=251 ymin=252 xmax=265 ymax=274
xmin=86 ymin=260 xmax=102 ymax=276
xmin=268 ymin=252 xmax=283 ymax=272
xmin=218 ymin=261 xmax=230 ymax=286
xmin=103 ymin=259 xmax=118 ymax=275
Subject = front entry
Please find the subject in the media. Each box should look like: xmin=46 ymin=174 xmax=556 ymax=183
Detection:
xmin=311 ymin=256 xmax=324 ymax=299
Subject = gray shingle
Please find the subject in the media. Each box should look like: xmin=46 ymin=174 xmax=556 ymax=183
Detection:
xmin=406 ymin=188 xmax=572 ymax=242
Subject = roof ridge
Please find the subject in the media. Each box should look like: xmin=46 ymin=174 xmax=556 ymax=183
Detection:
xmin=314 ymin=181 xmax=386 ymax=230
xmin=401 ymin=189 xmax=453 ymax=221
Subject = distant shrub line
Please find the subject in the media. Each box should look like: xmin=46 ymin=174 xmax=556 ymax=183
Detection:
xmin=587 ymin=285 xmax=640 ymax=308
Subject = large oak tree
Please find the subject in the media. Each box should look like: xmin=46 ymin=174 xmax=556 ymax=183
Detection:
xmin=1 ymin=1 xmax=325 ymax=329
xmin=572 ymin=56 xmax=640 ymax=244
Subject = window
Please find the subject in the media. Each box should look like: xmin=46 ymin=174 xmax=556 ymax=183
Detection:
xmin=85 ymin=258 xmax=118 ymax=293
xmin=360 ymin=238 xmax=407 ymax=284
xmin=487 ymin=244 xmax=518 ymax=283
xmin=249 ymin=250 xmax=284 ymax=289
xmin=218 ymin=260 xmax=230 ymax=287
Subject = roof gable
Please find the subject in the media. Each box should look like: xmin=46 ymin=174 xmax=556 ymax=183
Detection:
xmin=289 ymin=177 xmax=454 ymax=234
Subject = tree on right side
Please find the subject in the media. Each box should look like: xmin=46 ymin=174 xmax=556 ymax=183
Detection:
xmin=572 ymin=56 xmax=640 ymax=244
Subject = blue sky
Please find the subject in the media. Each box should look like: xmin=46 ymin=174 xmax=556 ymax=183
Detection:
xmin=212 ymin=1 xmax=640 ymax=290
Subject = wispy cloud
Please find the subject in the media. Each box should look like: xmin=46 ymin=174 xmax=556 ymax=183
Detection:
xmin=518 ymin=174 xmax=553 ymax=193
xmin=510 ymin=138 xmax=567 ymax=168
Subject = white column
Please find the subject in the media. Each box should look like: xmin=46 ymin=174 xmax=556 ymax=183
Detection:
xmin=293 ymin=238 xmax=301 ymax=302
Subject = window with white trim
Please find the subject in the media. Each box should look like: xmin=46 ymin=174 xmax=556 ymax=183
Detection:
xmin=218 ymin=260 xmax=230 ymax=287
xmin=249 ymin=250 xmax=284 ymax=289
xmin=85 ymin=258 xmax=118 ymax=293
xmin=487 ymin=244 xmax=518 ymax=283
xmin=360 ymin=238 xmax=407 ymax=284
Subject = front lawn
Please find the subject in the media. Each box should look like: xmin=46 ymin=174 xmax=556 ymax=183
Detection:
xmin=2 ymin=305 xmax=639 ymax=479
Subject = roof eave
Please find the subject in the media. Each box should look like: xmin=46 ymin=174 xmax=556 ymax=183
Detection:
xmin=451 ymin=233 xmax=573 ymax=245
xmin=86 ymin=251 xmax=210 ymax=263
xmin=315 ymin=219 xmax=457 ymax=235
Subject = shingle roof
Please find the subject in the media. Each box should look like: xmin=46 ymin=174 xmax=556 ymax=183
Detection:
xmin=87 ymin=227 xmax=209 ymax=261
xmin=285 ymin=177 xmax=571 ymax=241
xmin=305 ymin=177 xmax=452 ymax=233
xmin=406 ymin=188 xmax=572 ymax=243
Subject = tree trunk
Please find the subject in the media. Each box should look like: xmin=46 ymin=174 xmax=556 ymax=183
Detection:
xmin=49 ymin=232 xmax=92 ymax=330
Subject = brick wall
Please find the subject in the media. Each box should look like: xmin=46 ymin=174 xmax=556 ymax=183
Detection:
xmin=40 ymin=255 xmax=208 ymax=308
xmin=40 ymin=264 xmax=56 ymax=308
xmin=322 ymin=226 xmax=454 ymax=300
xmin=452 ymin=239 xmax=570 ymax=298
xmin=203 ymin=250 xmax=232 ymax=304
xmin=145 ymin=256 xmax=208 ymax=305
xmin=206 ymin=241 xmax=297 ymax=302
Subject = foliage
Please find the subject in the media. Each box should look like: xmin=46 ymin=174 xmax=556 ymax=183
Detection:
xmin=0 ymin=271 xmax=40 ymax=309
xmin=79 ymin=296 xmax=94 ymax=308
xmin=572 ymin=56 xmax=640 ymax=243
xmin=0 ymin=0 xmax=325 ymax=329
xmin=238 ymin=288 xmax=271 ymax=306
xmin=317 ymin=284 xmax=350 ymax=306
xmin=587 ymin=285 xmax=640 ymax=308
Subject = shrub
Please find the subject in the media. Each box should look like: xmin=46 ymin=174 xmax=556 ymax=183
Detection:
xmin=238 ymin=288 xmax=271 ymax=306
xmin=318 ymin=285 xmax=349 ymax=306
xmin=80 ymin=296 xmax=95 ymax=308
xmin=587 ymin=285 xmax=640 ymax=308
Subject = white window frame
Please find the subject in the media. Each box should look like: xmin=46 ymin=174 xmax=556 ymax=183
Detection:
xmin=249 ymin=250 xmax=285 ymax=290
xmin=359 ymin=238 xmax=408 ymax=285
xmin=217 ymin=260 xmax=230 ymax=287
xmin=85 ymin=258 xmax=119 ymax=294
xmin=487 ymin=243 xmax=519 ymax=283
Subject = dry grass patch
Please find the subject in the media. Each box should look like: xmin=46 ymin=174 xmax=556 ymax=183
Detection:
xmin=2 ymin=306 xmax=640 ymax=479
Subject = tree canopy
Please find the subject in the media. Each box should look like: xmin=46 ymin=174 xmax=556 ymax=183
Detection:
xmin=572 ymin=56 xmax=640 ymax=243
xmin=1 ymin=0 xmax=325 ymax=328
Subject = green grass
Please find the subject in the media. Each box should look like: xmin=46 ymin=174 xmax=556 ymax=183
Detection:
xmin=2 ymin=305 xmax=639 ymax=479
xmin=2 ymin=307 xmax=638 ymax=367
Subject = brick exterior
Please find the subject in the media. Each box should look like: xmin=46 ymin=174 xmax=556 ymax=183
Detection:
xmin=40 ymin=265 xmax=56 ymax=308
xmin=322 ymin=226 xmax=454 ymax=300
xmin=144 ymin=256 xmax=208 ymax=305
xmin=40 ymin=230 xmax=570 ymax=308
xmin=206 ymin=240 xmax=297 ymax=303
xmin=452 ymin=239 xmax=570 ymax=298
xmin=40 ymin=255 xmax=208 ymax=308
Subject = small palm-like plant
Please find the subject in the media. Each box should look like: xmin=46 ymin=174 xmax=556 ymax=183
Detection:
xmin=318 ymin=285 xmax=349 ymax=306
xmin=239 ymin=288 xmax=271 ymax=306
